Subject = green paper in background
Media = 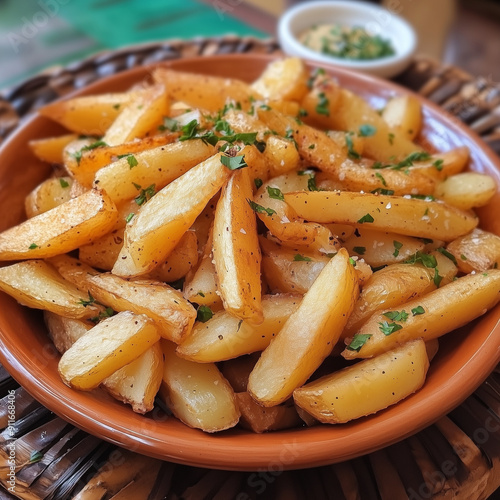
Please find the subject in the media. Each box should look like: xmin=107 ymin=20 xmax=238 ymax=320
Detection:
xmin=0 ymin=0 xmax=265 ymax=89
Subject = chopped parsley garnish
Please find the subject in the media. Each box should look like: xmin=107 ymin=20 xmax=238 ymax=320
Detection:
xmin=409 ymin=194 xmax=435 ymax=201
xmin=404 ymin=250 xmax=437 ymax=268
xmin=71 ymin=140 xmax=108 ymax=165
xmin=347 ymin=334 xmax=372 ymax=352
xmin=460 ymin=254 xmax=468 ymax=261
xmin=259 ymin=104 xmax=271 ymax=110
xmin=178 ymin=119 xmax=200 ymax=141
xmin=197 ymin=305 xmax=213 ymax=323
xmin=372 ymin=151 xmax=432 ymax=171
xmin=349 ymin=257 xmax=357 ymax=267
xmin=353 ymin=246 xmax=366 ymax=255
xmin=433 ymin=159 xmax=444 ymax=171
xmin=383 ymin=310 xmax=409 ymax=322
xmin=316 ymin=92 xmax=330 ymax=116
xmin=125 ymin=213 xmax=135 ymax=223
xmin=378 ymin=321 xmax=403 ymax=336
xmin=59 ymin=178 xmax=69 ymax=188
xmin=436 ymin=247 xmax=457 ymax=265
xmin=357 ymin=213 xmax=374 ymax=224
xmin=393 ymin=240 xmax=403 ymax=257
xmin=78 ymin=292 xmax=96 ymax=307
xmin=294 ymin=254 xmax=312 ymax=262
xmin=197 ymin=291 xmax=205 ymax=297
xmin=411 ymin=305 xmax=425 ymax=316
xmin=308 ymin=144 xmax=316 ymax=149
xmin=254 ymin=178 xmax=263 ymax=189
xmin=221 ymin=154 xmax=247 ymax=170
xmin=299 ymin=108 xmax=308 ymax=117
xmin=28 ymin=243 xmax=39 ymax=250
xmin=90 ymin=307 xmax=115 ymax=323
xmin=359 ymin=124 xmax=377 ymax=137
xmin=267 ymin=186 xmax=284 ymax=201
xmin=388 ymin=133 xmax=395 ymax=145
xmin=371 ymin=188 xmax=395 ymax=195
xmin=375 ymin=172 xmax=387 ymax=186
xmin=127 ymin=155 xmax=138 ymax=169
xmin=247 ymin=200 xmax=276 ymax=216
xmin=134 ymin=184 xmax=156 ymax=206
xmin=307 ymin=67 xmax=325 ymax=89
xmin=285 ymin=128 xmax=298 ymax=149
xmin=307 ymin=175 xmax=319 ymax=191
xmin=112 ymin=103 xmax=121 ymax=110
xmin=433 ymin=268 xmax=443 ymax=287
xmin=345 ymin=134 xmax=361 ymax=159
xmin=215 ymin=119 xmax=233 ymax=135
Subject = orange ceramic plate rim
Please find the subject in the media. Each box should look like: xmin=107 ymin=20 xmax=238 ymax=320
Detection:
xmin=0 ymin=53 xmax=499 ymax=470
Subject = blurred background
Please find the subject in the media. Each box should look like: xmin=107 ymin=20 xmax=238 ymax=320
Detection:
xmin=1 ymin=0 xmax=499 ymax=89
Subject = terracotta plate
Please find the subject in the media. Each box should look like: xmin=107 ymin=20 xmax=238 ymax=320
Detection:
xmin=0 ymin=54 xmax=499 ymax=470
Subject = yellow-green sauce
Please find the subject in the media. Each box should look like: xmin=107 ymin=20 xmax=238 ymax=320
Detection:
xmin=299 ymin=24 xmax=396 ymax=60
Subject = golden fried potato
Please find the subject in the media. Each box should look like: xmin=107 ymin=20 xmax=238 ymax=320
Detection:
xmin=382 ymin=95 xmax=422 ymax=140
xmin=248 ymin=248 xmax=359 ymax=406
xmin=29 ymin=134 xmax=78 ymax=164
xmin=295 ymin=340 xmax=429 ymax=423
xmin=58 ymin=311 xmax=160 ymax=390
xmin=44 ymin=311 xmax=91 ymax=353
xmin=0 ymin=189 xmax=117 ymax=260
xmin=25 ymin=176 xmax=74 ymax=218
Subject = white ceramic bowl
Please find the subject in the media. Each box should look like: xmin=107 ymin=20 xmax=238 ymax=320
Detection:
xmin=278 ymin=0 xmax=417 ymax=78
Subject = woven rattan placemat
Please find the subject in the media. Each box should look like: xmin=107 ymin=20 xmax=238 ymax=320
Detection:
xmin=0 ymin=36 xmax=499 ymax=500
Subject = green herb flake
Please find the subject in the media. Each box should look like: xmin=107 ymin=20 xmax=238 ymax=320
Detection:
xmin=178 ymin=119 xmax=199 ymax=141
xmin=197 ymin=291 xmax=205 ymax=298
xmin=307 ymin=175 xmax=319 ymax=192
xmin=221 ymin=154 xmax=248 ymax=171
xmin=375 ymin=172 xmax=387 ymax=186
xmin=404 ymin=251 xmax=437 ymax=268
xmin=433 ymin=159 xmax=444 ymax=171
xmin=259 ymin=104 xmax=271 ymax=111
xmin=299 ymin=108 xmax=308 ymax=117
xmin=326 ymin=252 xmax=338 ymax=259
xmin=294 ymin=254 xmax=312 ymax=262
xmin=353 ymin=246 xmax=366 ymax=255
xmin=436 ymin=247 xmax=457 ymax=265
xmin=78 ymin=292 xmax=95 ymax=307
xmin=383 ymin=310 xmax=409 ymax=322
xmin=134 ymin=184 xmax=156 ymax=206
xmin=347 ymin=334 xmax=372 ymax=352
xmin=357 ymin=213 xmax=374 ymax=224
xmin=393 ymin=240 xmax=403 ymax=257
xmin=316 ymin=92 xmax=330 ymax=116
xmin=349 ymin=257 xmax=357 ymax=267
xmin=460 ymin=254 xmax=468 ymax=261
xmin=112 ymin=103 xmax=121 ymax=110
xmin=373 ymin=151 xmax=432 ymax=171
xmin=433 ymin=268 xmax=443 ymax=287
xmin=127 ymin=155 xmax=138 ymax=169
xmin=267 ymin=186 xmax=284 ymax=201
xmin=345 ymin=134 xmax=361 ymax=159
xmin=371 ymin=188 xmax=395 ymax=195
xmin=125 ymin=213 xmax=135 ymax=223
xmin=247 ymin=200 xmax=276 ymax=217
xmin=378 ymin=321 xmax=403 ymax=336
xmin=28 ymin=243 xmax=39 ymax=250
xmin=254 ymin=178 xmax=263 ymax=189
xmin=411 ymin=305 xmax=425 ymax=316
xmin=388 ymin=133 xmax=395 ymax=145
xmin=359 ymin=124 xmax=377 ymax=137
xmin=59 ymin=178 xmax=70 ymax=188
xmin=197 ymin=305 xmax=213 ymax=323
xmin=308 ymin=144 xmax=316 ymax=149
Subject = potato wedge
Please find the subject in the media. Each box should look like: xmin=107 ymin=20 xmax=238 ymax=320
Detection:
xmin=103 ymin=84 xmax=169 ymax=146
xmin=300 ymin=76 xmax=341 ymax=129
xmin=343 ymin=270 xmax=500 ymax=359
xmin=0 ymin=260 xmax=102 ymax=320
xmin=284 ymin=191 xmax=478 ymax=241
xmin=102 ymin=342 xmax=163 ymax=414
xmin=251 ymin=57 xmax=309 ymax=102
xmin=44 ymin=311 xmax=91 ymax=353
xmin=177 ymin=294 xmax=301 ymax=362
xmin=409 ymin=147 xmax=469 ymax=180
xmin=39 ymin=92 xmax=135 ymax=135
xmin=94 ymin=139 xmax=215 ymax=203
xmin=447 ymin=228 xmax=500 ymax=273
xmin=236 ymin=392 xmax=302 ymax=433
xmin=29 ymin=134 xmax=78 ymax=164
xmin=58 ymin=311 xmax=160 ymax=390
xmin=113 ymin=153 xmax=230 ymax=277
xmin=0 ymin=188 xmax=118 ymax=260
xmin=382 ymin=95 xmax=422 ymax=140
xmin=295 ymin=340 xmax=429 ymax=424
xmin=25 ymin=176 xmax=74 ymax=218
xmin=248 ymin=248 xmax=359 ymax=406
xmin=159 ymin=340 xmax=240 ymax=432
xmin=435 ymin=172 xmax=496 ymax=210
xmin=343 ymin=263 xmax=437 ymax=337
xmin=213 ymin=168 xmax=263 ymax=324
xmin=343 ymin=227 xmax=425 ymax=267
